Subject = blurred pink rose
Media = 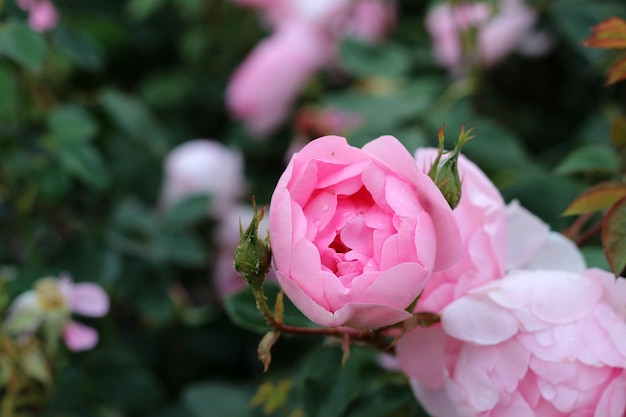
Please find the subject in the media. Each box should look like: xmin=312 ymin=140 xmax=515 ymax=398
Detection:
xmin=269 ymin=135 xmax=462 ymax=329
xmin=426 ymin=0 xmax=544 ymax=73
xmin=159 ymin=139 xmax=245 ymax=218
xmin=343 ymin=0 xmax=396 ymax=43
xmin=397 ymin=268 xmax=626 ymax=416
xmin=17 ymin=0 xmax=59 ymax=32
xmin=6 ymin=274 xmax=109 ymax=351
xmin=226 ymin=21 xmax=333 ymax=138
xmin=414 ymin=148 xmax=507 ymax=313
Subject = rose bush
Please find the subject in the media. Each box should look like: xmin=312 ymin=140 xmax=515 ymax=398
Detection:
xmin=269 ymin=135 xmax=462 ymax=329
xmin=396 ymin=268 xmax=626 ymax=416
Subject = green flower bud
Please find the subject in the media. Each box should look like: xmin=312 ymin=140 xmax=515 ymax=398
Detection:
xmin=234 ymin=199 xmax=272 ymax=288
xmin=428 ymin=124 xmax=474 ymax=209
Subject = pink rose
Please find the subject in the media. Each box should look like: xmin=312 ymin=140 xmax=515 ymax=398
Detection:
xmin=269 ymin=135 xmax=462 ymax=329
xmin=17 ymin=0 xmax=59 ymax=32
xmin=425 ymin=2 xmax=492 ymax=73
xmin=396 ymin=268 xmax=626 ymax=416
xmin=426 ymin=0 xmax=542 ymax=74
xmin=226 ymin=21 xmax=333 ymax=138
xmin=159 ymin=139 xmax=245 ymax=218
xmin=343 ymin=0 xmax=396 ymax=43
xmin=505 ymin=200 xmax=586 ymax=273
xmin=414 ymin=148 xmax=507 ymax=313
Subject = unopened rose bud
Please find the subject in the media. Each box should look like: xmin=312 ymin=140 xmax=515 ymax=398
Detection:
xmin=234 ymin=200 xmax=271 ymax=288
xmin=428 ymin=124 xmax=474 ymax=209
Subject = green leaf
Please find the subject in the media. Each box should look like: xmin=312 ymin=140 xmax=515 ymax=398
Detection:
xmin=224 ymin=282 xmax=317 ymax=334
xmin=339 ymin=39 xmax=411 ymax=77
xmin=47 ymin=105 xmax=98 ymax=145
xmin=57 ymin=144 xmax=109 ymax=190
xmin=53 ymin=27 xmax=105 ymax=72
xmin=581 ymin=246 xmax=610 ymax=270
xmin=343 ymin=384 xmax=414 ymax=417
xmin=324 ymin=79 xmax=442 ymax=136
xmin=563 ymin=181 xmax=626 ymax=216
xmin=99 ymin=89 xmax=169 ymax=155
xmin=0 ymin=63 xmax=18 ymax=122
xmin=151 ymin=235 xmax=207 ymax=266
xmin=555 ymin=144 xmax=620 ymax=175
xmin=127 ymin=0 xmax=168 ymax=21
xmin=21 ymin=344 xmax=50 ymax=384
xmin=94 ymin=348 xmax=165 ymax=411
xmin=602 ymin=195 xmax=626 ymax=276
xmin=299 ymin=346 xmax=364 ymax=417
xmin=0 ymin=21 xmax=46 ymax=71
xmin=183 ymin=382 xmax=253 ymax=417
xmin=163 ymin=195 xmax=211 ymax=229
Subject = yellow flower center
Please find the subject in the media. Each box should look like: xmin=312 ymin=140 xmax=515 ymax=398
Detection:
xmin=35 ymin=278 xmax=68 ymax=312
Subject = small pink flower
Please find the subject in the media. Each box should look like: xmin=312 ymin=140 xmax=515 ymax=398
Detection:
xmin=5 ymin=275 xmax=109 ymax=352
xmin=159 ymin=139 xmax=245 ymax=218
xmin=17 ymin=0 xmax=59 ymax=32
xmin=396 ymin=268 xmax=626 ymax=416
xmin=269 ymin=135 xmax=462 ymax=329
xmin=226 ymin=21 xmax=333 ymax=138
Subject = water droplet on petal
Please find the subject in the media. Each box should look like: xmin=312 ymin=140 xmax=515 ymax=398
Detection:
xmin=322 ymin=204 xmax=329 ymax=211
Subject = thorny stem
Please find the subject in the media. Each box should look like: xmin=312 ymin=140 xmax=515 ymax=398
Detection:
xmin=249 ymin=283 xmax=440 ymax=352
xmin=251 ymin=286 xmax=279 ymax=329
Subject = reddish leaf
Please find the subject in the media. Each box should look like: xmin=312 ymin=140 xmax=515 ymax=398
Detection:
xmin=563 ymin=181 xmax=626 ymax=216
xmin=602 ymin=196 xmax=626 ymax=276
xmin=606 ymin=55 xmax=626 ymax=85
xmin=582 ymin=17 xmax=626 ymax=49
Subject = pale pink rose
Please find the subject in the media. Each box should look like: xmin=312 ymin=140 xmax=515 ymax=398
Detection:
xmin=478 ymin=0 xmax=538 ymax=67
xmin=414 ymin=148 xmax=507 ymax=314
xmin=159 ymin=139 xmax=245 ymax=218
xmin=426 ymin=0 xmax=543 ymax=73
xmin=17 ymin=0 xmax=58 ymax=32
xmin=505 ymin=200 xmax=585 ymax=273
xmin=269 ymin=135 xmax=462 ymax=329
xmin=396 ymin=268 xmax=626 ymax=417
xmin=214 ymin=205 xmax=272 ymax=297
xmin=226 ymin=21 xmax=333 ymax=138
xmin=426 ymin=2 xmax=492 ymax=73
xmin=343 ymin=0 xmax=396 ymax=43
xmin=413 ymin=150 xmax=585 ymax=314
